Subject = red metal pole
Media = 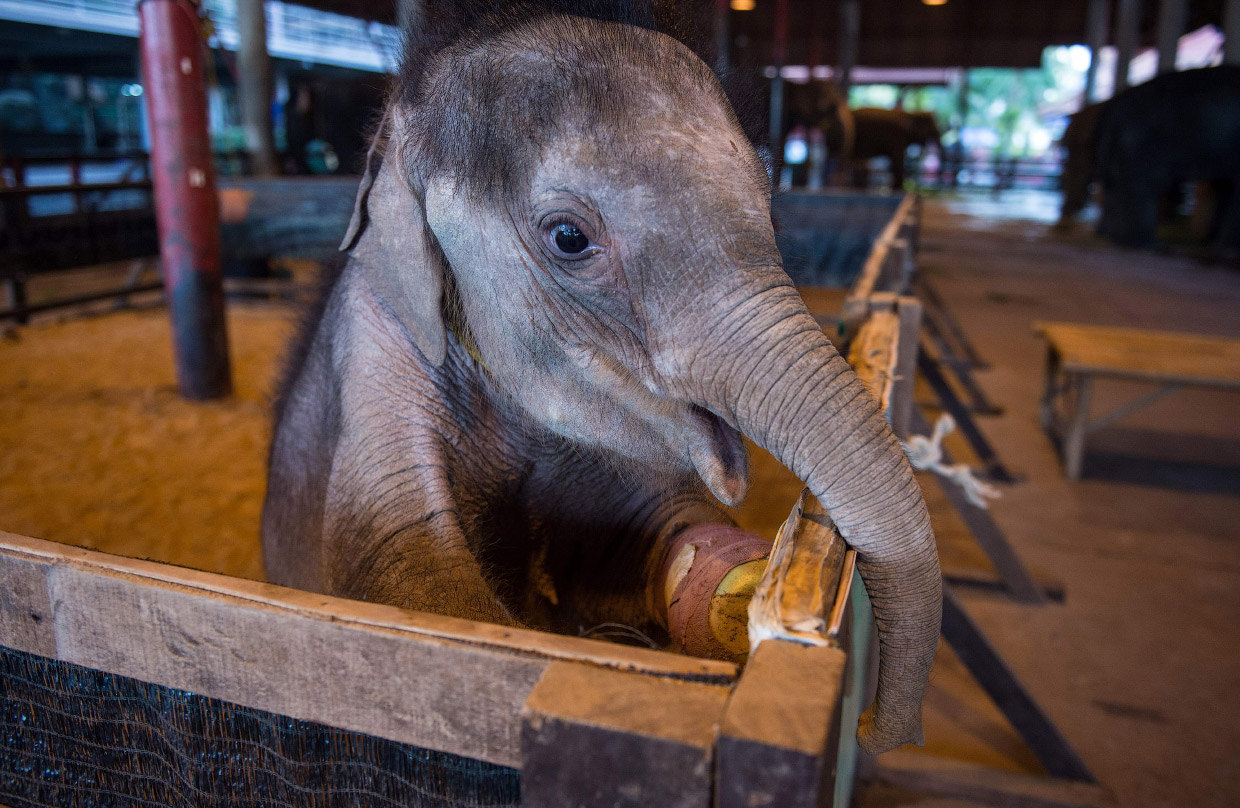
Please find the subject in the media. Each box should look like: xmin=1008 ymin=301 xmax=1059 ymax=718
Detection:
xmin=139 ymin=0 xmax=232 ymax=400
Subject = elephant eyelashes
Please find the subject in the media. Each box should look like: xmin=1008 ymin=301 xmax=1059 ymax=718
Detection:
xmin=546 ymin=222 xmax=597 ymax=259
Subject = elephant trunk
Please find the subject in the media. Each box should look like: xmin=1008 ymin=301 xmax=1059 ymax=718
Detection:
xmin=689 ymin=279 xmax=941 ymax=754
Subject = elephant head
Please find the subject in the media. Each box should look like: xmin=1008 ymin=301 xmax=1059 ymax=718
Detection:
xmin=347 ymin=7 xmax=939 ymax=754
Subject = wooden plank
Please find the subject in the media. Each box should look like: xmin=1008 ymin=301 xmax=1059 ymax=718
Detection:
xmin=1034 ymin=321 xmax=1240 ymax=390
xmin=849 ymin=308 xmax=900 ymax=414
xmin=843 ymin=193 xmax=918 ymax=329
xmin=716 ymin=641 xmax=848 ymax=808
xmin=720 ymin=490 xmax=851 ymax=808
xmin=0 ymin=532 xmax=735 ymax=683
xmin=521 ymin=661 xmax=728 ymax=808
xmin=0 ymin=532 xmax=739 ymax=769
xmin=0 ymin=555 xmax=54 ymax=657
xmin=874 ymin=751 xmax=1117 ymax=808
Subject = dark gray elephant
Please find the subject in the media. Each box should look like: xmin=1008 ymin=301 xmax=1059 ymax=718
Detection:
xmin=262 ymin=0 xmax=940 ymax=755
xmin=1057 ymin=101 xmax=1106 ymax=226
xmin=786 ymin=86 xmax=941 ymax=191
xmin=1066 ymin=66 xmax=1240 ymax=250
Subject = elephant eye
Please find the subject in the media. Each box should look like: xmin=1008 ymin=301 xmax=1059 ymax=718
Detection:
xmin=547 ymin=222 xmax=595 ymax=259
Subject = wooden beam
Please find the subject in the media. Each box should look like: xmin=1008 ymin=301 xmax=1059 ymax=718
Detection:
xmin=521 ymin=662 xmax=729 ymax=808
xmin=716 ymin=641 xmax=847 ymax=808
xmin=1155 ymin=0 xmax=1187 ymax=74
xmin=890 ymin=296 xmax=924 ymax=441
xmin=842 ymin=193 xmax=918 ymax=331
xmin=941 ymin=586 xmax=1093 ymax=782
xmin=0 ymin=532 xmax=736 ymax=770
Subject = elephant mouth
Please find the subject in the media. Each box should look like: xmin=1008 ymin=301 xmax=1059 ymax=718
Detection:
xmin=680 ymin=404 xmax=749 ymax=506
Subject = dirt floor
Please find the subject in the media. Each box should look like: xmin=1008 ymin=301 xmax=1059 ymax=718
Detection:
xmin=2 ymin=193 xmax=1238 ymax=806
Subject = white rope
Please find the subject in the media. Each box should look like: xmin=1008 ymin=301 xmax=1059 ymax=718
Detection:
xmin=902 ymin=414 xmax=1001 ymax=508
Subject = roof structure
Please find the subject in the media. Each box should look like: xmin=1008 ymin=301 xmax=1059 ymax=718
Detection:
xmin=291 ymin=0 xmax=1229 ymax=70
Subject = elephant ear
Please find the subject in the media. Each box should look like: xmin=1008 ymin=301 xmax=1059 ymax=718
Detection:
xmin=340 ymin=123 xmax=448 ymax=366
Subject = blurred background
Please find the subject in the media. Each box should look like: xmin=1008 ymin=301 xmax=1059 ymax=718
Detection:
xmin=0 ymin=2 xmax=1237 ymax=807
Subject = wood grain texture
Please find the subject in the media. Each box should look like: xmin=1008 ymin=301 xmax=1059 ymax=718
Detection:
xmin=1035 ymin=321 xmax=1240 ymax=389
xmin=0 ymin=555 xmax=54 ymax=657
xmin=0 ymin=531 xmax=738 ymax=769
xmin=843 ymin=193 xmax=919 ymax=329
xmin=521 ymin=661 xmax=729 ymax=808
xmin=716 ymin=641 xmax=848 ymax=808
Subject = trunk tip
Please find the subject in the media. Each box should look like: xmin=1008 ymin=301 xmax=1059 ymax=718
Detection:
xmin=857 ymin=707 xmax=926 ymax=756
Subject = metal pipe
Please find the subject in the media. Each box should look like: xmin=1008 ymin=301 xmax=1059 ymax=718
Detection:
xmin=138 ymin=0 xmax=232 ymax=400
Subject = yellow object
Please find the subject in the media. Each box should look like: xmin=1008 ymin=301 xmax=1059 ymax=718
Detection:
xmin=708 ymin=559 xmax=769 ymax=660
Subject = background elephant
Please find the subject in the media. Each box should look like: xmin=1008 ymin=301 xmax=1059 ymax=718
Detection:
xmin=262 ymin=0 xmax=940 ymax=754
xmin=785 ymin=83 xmax=941 ymax=191
xmin=1057 ymin=101 xmax=1106 ymax=226
xmin=849 ymin=108 xmax=943 ymax=191
xmin=1079 ymin=66 xmax=1240 ymax=251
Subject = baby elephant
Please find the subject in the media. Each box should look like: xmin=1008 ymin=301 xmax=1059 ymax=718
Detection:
xmin=262 ymin=1 xmax=939 ymax=755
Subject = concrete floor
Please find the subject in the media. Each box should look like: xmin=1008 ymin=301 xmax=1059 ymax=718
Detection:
xmin=854 ymin=194 xmax=1240 ymax=808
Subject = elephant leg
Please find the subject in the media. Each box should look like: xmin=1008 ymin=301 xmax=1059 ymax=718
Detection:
xmin=1214 ymin=177 xmax=1240 ymax=252
xmin=889 ymin=149 xmax=907 ymax=191
xmin=1100 ymin=183 xmax=1160 ymax=248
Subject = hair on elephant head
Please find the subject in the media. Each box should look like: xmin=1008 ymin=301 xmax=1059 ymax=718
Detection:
xmin=264 ymin=0 xmax=940 ymax=756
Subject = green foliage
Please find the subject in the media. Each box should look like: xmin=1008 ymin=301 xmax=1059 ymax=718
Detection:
xmin=846 ymin=47 xmax=1088 ymax=158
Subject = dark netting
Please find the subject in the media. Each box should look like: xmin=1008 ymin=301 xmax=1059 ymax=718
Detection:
xmin=773 ymin=193 xmax=903 ymax=288
xmin=0 ymin=647 xmax=520 ymax=808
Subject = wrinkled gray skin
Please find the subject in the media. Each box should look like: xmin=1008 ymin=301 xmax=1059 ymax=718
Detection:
xmin=263 ymin=15 xmax=940 ymax=754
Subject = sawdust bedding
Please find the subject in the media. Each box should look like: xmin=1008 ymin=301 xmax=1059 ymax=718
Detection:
xmin=0 ymin=299 xmax=813 ymax=582
xmin=0 ymin=303 xmax=296 ymax=581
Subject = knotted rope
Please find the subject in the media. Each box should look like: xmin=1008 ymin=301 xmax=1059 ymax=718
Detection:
xmin=902 ymin=414 xmax=1001 ymax=508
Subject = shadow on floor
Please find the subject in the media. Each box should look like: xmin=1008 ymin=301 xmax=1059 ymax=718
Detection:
xmin=1081 ymin=428 xmax=1240 ymax=495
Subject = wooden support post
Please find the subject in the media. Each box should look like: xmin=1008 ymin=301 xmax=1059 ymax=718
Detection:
xmin=1113 ymin=0 xmax=1143 ymax=94
xmin=1083 ymin=0 xmax=1111 ymax=102
xmin=716 ymin=642 xmax=847 ymax=808
xmin=1155 ymin=0 xmax=1187 ymax=74
xmin=237 ymin=0 xmax=279 ymax=177
xmin=890 ymin=296 xmax=923 ymax=441
xmin=1064 ymin=374 xmax=1093 ymax=481
xmin=521 ymin=662 xmax=728 ymax=808
xmin=139 ymin=0 xmax=232 ymax=400
xmin=1226 ymin=0 xmax=1240 ymax=65
xmin=838 ymin=0 xmax=860 ymax=97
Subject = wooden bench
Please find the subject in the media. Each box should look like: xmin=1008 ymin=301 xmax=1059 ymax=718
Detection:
xmin=1035 ymin=322 xmax=1240 ymax=480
